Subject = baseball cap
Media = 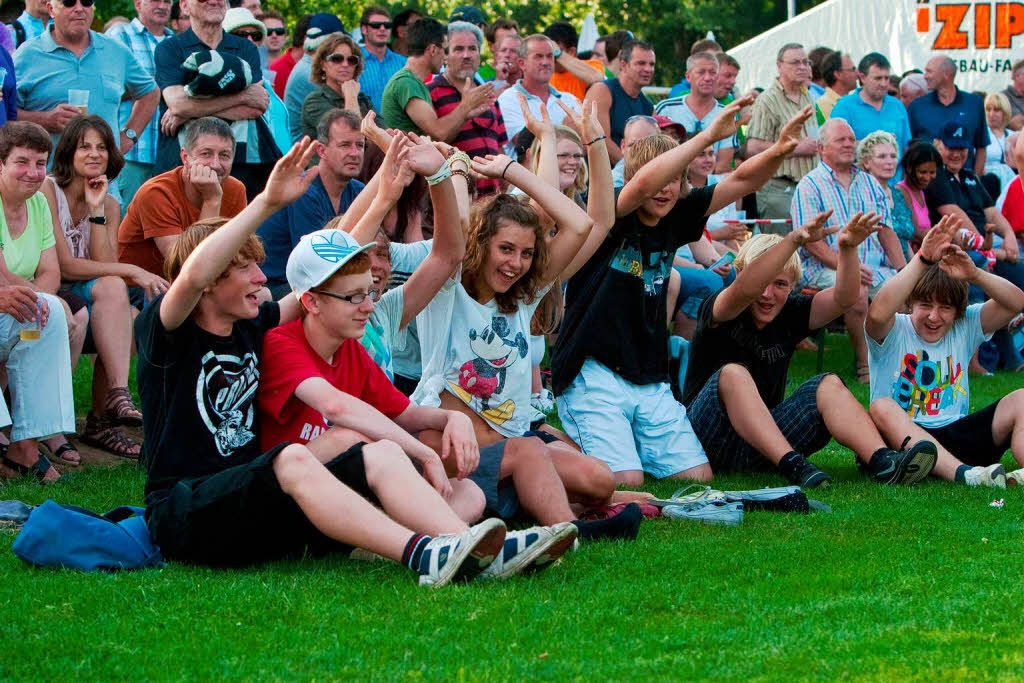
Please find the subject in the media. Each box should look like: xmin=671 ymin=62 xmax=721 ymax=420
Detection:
xmin=939 ymin=121 xmax=970 ymax=149
xmin=304 ymin=13 xmax=346 ymax=52
xmin=653 ymin=114 xmax=688 ymax=140
xmin=286 ymin=229 xmax=376 ymax=296
xmin=449 ymin=5 xmax=486 ymax=25
xmin=223 ymin=8 xmax=266 ymax=40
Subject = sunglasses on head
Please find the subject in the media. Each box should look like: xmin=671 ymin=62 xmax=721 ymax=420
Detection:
xmin=60 ymin=0 xmax=95 ymax=7
xmin=266 ymin=27 xmax=286 ymax=36
xmin=326 ymin=53 xmax=359 ymax=66
xmin=365 ymin=21 xmax=391 ymax=29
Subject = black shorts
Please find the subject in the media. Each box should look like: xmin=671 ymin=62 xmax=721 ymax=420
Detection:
xmin=468 ymin=440 xmax=520 ymax=520
xmin=922 ymin=402 xmax=1009 ymax=466
xmin=145 ymin=442 xmax=374 ymax=567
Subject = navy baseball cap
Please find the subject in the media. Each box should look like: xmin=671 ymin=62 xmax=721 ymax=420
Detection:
xmin=939 ymin=121 xmax=971 ymax=149
xmin=304 ymin=13 xmax=346 ymax=51
xmin=449 ymin=5 xmax=486 ymax=25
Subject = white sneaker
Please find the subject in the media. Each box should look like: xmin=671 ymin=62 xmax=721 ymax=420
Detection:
xmin=479 ymin=522 xmax=577 ymax=579
xmin=964 ymin=464 xmax=1007 ymax=489
xmin=662 ymin=500 xmax=744 ymax=526
xmin=417 ymin=518 xmax=506 ymax=588
xmin=1006 ymin=468 xmax=1024 ymax=486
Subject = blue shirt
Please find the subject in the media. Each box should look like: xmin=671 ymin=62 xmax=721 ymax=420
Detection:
xmin=256 ymin=176 xmax=365 ymax=284
xmin=10 ymin=10 xmax=46 ymax=46
xmin=14 ymin=28 xmax=156 ymax=153
xmin=360 ymin=46 xmax=406 ymax=112
xmin=830 ymin=90 xmax=912 ymax=181
xmin=284 ymin=54 xmax=312 ymax=143
xmin=0 ymin=45 xmax=17 ymax=125
xmin=106 ymin=18 xmax=174 ymax=165
xmin=909 ymin=88 xmax=989 ymax=170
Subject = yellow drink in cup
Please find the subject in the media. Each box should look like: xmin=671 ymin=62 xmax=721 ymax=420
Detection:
xmin=19 ymin=300 xmax=41 ymax=341
xmin=68 ymin=89 xmax=89 ymax=115
xmin=18 ymin=329 xmax=39 ymax=341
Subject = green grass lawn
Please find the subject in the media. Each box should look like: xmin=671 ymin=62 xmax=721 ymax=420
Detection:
xmin=3 ymin=339 xmax=1023 ymax=680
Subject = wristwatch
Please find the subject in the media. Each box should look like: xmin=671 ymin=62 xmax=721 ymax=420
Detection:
xmin=122 ymin=128 xmax=138 ymax=142
xmin=88 ymin=215 xmax=107 ymax=225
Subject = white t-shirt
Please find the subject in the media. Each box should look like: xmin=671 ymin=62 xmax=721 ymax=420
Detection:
xmin=388 ymin=240 xmax=431 ymax=380
xmin=412 ymin=268 xmax=550 ymax=437
xmin=866 ymin=304 xmax=991 ymax=428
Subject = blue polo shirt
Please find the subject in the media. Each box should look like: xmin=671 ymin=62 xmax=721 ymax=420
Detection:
xmin=908 ymin=88 xmax=989 ymax=169
xmin=256 ymin=176 xmax=365 ymax=285
xmin=831 ymin=90 xmax=912 ymax=180
xmin=14 ymin=28 xmax=156 ymax=152
xmin=360 ymin=46 xmax=406 ymax=112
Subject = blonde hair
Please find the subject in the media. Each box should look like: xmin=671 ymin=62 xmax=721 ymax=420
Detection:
xmin=164 ymin=218 xmax=266 ymax=282
xmin=624 ymin=134 xmax=681 ymax=185
xmin=985 ymin=91 xmax=1012 ymax=125
xmin=527 ymin=125 xmax=588 ymax=197
xmin=734 ymin=233 xmax=802 ymax=283
xmin=856 ymin=130 xmax=898 ymax=166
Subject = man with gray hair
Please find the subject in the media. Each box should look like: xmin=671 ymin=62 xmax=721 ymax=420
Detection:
xmin=119 ymin=117 xmax=247 ymax=281
xmin=1001 ymin=59 xmax=1024 ymax=129
xmin=899 ymin=72 xmax=927 ymax=109
xmin=746 ymin=42 xmax=820 ymax=227
xmin=655 ymin=51 xmax=735 ymax=172
xmin=909 ymin=56 xmax=989 ymax=175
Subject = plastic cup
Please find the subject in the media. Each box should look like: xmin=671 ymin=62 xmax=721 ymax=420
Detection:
xmin=68 ymin=89 xmax=89 ymax=115
xmin=19 ymin=301 xmax=40 ymax=341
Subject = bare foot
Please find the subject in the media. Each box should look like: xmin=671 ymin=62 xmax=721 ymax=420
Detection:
xmin=4 ymin=441 xmax=60 ymax=482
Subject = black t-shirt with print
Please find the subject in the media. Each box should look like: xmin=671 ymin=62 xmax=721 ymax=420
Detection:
xmin=551 ymin=185 xmax=714 ymax=395
xmin=135 ymin=294 xmax=281 ymax=496
xmin=681 ymin=289 xmax=814 ymax=409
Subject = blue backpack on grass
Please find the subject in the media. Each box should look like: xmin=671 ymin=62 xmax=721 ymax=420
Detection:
xmin=12 ymin=500 xmax=164 ymax=571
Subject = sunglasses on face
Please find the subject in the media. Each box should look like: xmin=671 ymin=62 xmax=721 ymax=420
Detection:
xmin=233 ymin=30 xmax=262 ymax=41
xmin=60 ymin=0 xmax=95 ymax=7
xmin=326 ymin=53 xmax=359 ymax=66
xmin=266 ymin=27 xmax=286 ymax=36
xmin=364 ymin=21 xmax=391 ymax=29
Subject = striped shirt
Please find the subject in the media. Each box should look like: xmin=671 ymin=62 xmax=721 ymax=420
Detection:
xmin=791 ymin=161 xmax=892 ymax=285
xmin=747 ymin=78 xmax=819 ymax=182
xmin=359 ymin=45 xmax=406 ymax=112
xmin=654 ymin=96 xmax=734 ymax=152
xmin=106 ymin=18 xmax=174 ymax=165
xmin=427 ymin=74 xmax=507 ymax=196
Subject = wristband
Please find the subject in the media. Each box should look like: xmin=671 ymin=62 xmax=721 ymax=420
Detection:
xmin=585 ymin=135 xmax=606 ymax=146
xmin=448 ymin=150 xmax=472 ymax=170
xmin=918 ymin=254 xmax=937 ymax=266
xmin=501 ymin=158 xmax=515 ymax=179
xmin=425 ymin=159 xmax=452 ymax=186
xmin=451 ymin=168 xmax=472 ymax=184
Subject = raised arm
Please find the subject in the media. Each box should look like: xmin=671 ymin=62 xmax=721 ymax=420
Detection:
xmin=518 ymin=92 xmax=558 ymax=188
xmin=983 ymin=206 xmax=1020 ymax=263
xmin=941 ymin=245 xmax=1024 ymax=333
xmin=159 ymin=138 xmax=319 ymax=331
xmin=583 ymin=82 xmax=621 ymax=164
xmin=808 ymin=212 xmax=883 ymax=329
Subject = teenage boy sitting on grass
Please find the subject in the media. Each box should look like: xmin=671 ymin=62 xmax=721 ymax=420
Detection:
xmin=866 ymin=215 xmax=1024 ymax=487
xmin=681 ymin=215 xmax=939 ymax=489
xmin=137 ymin=138 xmax=531 ymax=587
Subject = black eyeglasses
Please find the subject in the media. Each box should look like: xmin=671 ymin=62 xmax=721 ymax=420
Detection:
xmin=326 ymin=53 xmax=360 ymax=66
xmin=266 ymin=27 xmax=287 ymax=36
xmin=365 ymin=21 xmax=392 ymax=29
xmin=233 ymin=30 xmax=262 ymax=41
xmin=311 ymin=289 xmax=381 ymax=304
xmin=61 ymin=0 xmax=95 ymax=7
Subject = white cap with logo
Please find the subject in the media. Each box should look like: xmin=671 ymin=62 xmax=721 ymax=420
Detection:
xmin=286 ymin=229 xmax=376 ymax=296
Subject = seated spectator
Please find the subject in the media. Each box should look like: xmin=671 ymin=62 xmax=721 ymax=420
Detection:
xmin=687 ymin=145 xmax=746 ymax=246
xmin=858 ymin=131 xmax=915 ymax=259
xmin=1000 ymin=134 xmax=1024 ymax=241
xmin=44 ymin=117 xmax=166 ymax=459
xmin=257 ymin=108 xmax=365 ymax=298
xmin=119 ymin=118 xmax=247 ymax=287
xmin=610 ymin=114 xmax=659 ymax=189
xmin=983 ymin=92 xmax=1016 ymax=194
xmin=792 ymin=118 xmax=907 ymax=383
xmin=0 ymin=44 xmax=16 ymax=127
xmin=867 ymin=216 xmax=1024 ymax=487
xmin=301 ymin=34 xmax=374 ymax=141
xmin=269 ymin=13 xmax=310 ymax=99
xmin=656 ymin=52 xmax=734 ymax=173
xmin=896 ymin=140 xmax=943 ymax=243
xmin=682 ymin=216 xmax=938 ymax=488
xmin=284 ymin=13 xmax=345 ymax=142
xmin=584 ymin=39 xmax=655 ymax=165
xmin=544 ymin=21 xmax=603 ymax=101
xmin=522 ymin=118 xmax=587 ymax=206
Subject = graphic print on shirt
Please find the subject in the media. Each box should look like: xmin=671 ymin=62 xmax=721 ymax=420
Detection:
xmin=891 ymin=350 xmax=966 ymax=418
xmin=609 ymin=243 xmax=671 ymax=296
xmin=448 ymin=315 xmax=528 ymax=426
xmin=196 ymin=350 xmax=260 ymax=456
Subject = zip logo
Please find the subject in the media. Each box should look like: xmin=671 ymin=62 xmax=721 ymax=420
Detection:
xmin=916 ymin=0 xmax=1024 ymax=50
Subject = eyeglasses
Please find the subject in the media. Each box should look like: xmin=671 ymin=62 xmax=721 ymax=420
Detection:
xmin=311 ymin=289 xmax=381 ymax=305
xmin=60 ymin=0 xmax=94 ymax=7
xmin=782 ymin=59 xmax=812 ymax=67
xmin=365 ymin=21 xmax=392 ymax=29
xmin=326 ymin=53 xmax=360 ymax=66
xmin=556 ymin=153 xmax=585 ymax=161
xmin=625 ymin=114 xmax=657 ymax=125
xmin=233 ymin=30 xmax=262 ymax=42
xmin=266 ymin=27 xmax=287 ymax=36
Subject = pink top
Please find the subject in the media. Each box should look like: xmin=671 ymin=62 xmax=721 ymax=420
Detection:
xmin=896 ymin=180 xmax=929 ymax=233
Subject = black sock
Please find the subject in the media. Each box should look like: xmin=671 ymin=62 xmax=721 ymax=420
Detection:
xmin=955 ymin=464 xmax=970 ymax=483
xmin=572 ymin=502 xmax=642 ymax=542
xmin=402 ymin=533 xmax=431 ymax=573
xmin=777 ymin=451 xmax=803 ymax=473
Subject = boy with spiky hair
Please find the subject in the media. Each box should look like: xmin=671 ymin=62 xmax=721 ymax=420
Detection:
xmin=137 ymin=139 xmax=516 ymax=587
xmin=867 ymin=215 xmax=1024 ymax=487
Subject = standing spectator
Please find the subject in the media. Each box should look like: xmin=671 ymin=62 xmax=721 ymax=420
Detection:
xmin=591 ymin=35 xmax=608 ymax=72
xmin=154 ymin=0 xmax=279 ymax=199
xmin=169 ymin=0 xmax=189 ymax=33
xmin=358 ymin=6 xmax=406 ymax=113
xmin=428 ymin=22 xmax=507 ymax=196
xmin=257 ymin=108 xmax=365 ymax=298
xmin=478 ymin=17 xmax=517 ymax=81
xmin=390 ymin=9 xmax=422 ymax=57
xmin=600 ymin=30 xmax=633 ymax=79
xmin=746 ymin=42 xmax=820 ymax=225
xmin=816 ymin=51 xmax=857 ymax=119
xmin=119 ymin=117 xmax=247 ymax=282
xmin=269 ymin=14 xmax=309 ymax=99
xmin=655 ymin=52 xmax=734 ymax=173
xmin=284 ymin=13 xmax=345 ymax=143
xmin=1002 ymin=58 xmax=1024 ymax=130
xmin=584 ymin=39 xmax=655 ymax=165
xmin=715 ymin=54 xmax=741 ymax=103
xmin=807 ymin=45 xmax=832 ymax=100
xmin=544 ymin=21 xmax=603 ymax=102
xmin=300 ymin=34 xmax=374 ymax=140
xmin=106 ymin=0 xmax=176 ymax=207
xmin=667 ymin=38 xmax=722 ymax=98
xmin=14 ymin=0 xmax=158 ymax=161
xmin=490 ymin=33 xmax=522 ymax=89
xmin=261 ymin=9 xmax=286 ymax=65
xmin=909 ymin=56 xmax=989 ymax=175
xmin=898 ymin=72 xmax=927 ymax=109
xmin=0 ymin=44 xmax=17 ymax=126
xmin=9 ymin=0 xmax=49 ymax=48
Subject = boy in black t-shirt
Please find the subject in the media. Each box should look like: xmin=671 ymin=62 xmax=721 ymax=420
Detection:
xmin=554 ymin=97 xmax=813 ymax=486
xmin=681 ymin=215 xmax=938 ymax=488
xmin=137 ymin=139 xmax=513 ymax=587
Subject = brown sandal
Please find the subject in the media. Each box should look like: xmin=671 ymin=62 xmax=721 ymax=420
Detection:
xmin=80 ymin=414 xmax=141 ymax=460
xmin=104 ymin=387 xmax=143 ymax=426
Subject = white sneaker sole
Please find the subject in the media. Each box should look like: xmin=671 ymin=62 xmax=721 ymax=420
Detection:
xmin=419 ymin=518 xmax=506 ymax=588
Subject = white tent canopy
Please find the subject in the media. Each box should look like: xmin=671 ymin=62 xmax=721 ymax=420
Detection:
xmin=728 ymin=0 xmax=1019 ymax=94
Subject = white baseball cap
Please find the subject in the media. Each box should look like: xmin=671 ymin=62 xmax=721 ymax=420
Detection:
xmin=286 ymin=229 xmax=376 ymax=296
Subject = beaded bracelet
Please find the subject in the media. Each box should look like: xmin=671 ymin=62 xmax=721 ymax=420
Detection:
xmin=585 ymin=135 xmax=607 ymax=146
xmin=448 ymin=150 xmax=473 ymax=170
xmin=451 ymin=168 xmax=472 ymax=184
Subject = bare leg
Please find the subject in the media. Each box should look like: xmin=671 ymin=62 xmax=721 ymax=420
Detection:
xmin=88 ymin=277 xmax=134 ymax=409
xmin=545 ymin=444 xmax=615 ymax=506
xmin=447 ymin=477 xmax=485 ymax=522
xmin=667 ymin=462 xmax=713 ymax=481
xmin=615 ymin=470 xmax=645 ymax=487
xmin=672 ymin=311 xmax=698 ymax=340
xmin=305 ymin=426 xmax=371 ymax=464
xmin=869 ymin=398 xmax=962 ymax=481
xmin=499 ymin=436 xmax=576 ymax=525
xmin=716 ymin=363 xmax=792 ymax=465
xmin=815 ymin=374 xmax=886 ymax=463
xmin=531 ymin=364 xmax=543 ymax=393
xmin=992 ymin=389 xmax=1024 ymax=467
xmin=65 ymin=302 xmax=87 ymax=373
xmin=3 ymin=439 xmax=59 ymax=482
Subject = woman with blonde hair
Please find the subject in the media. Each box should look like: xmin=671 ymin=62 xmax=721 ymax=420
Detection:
xmin=300 ymin=34 xmax=375 ymax=140
xmin=984 ymin=91 xmax=1016 ymax=195
xmin=857 ymin=130 xmax=915 ymax=260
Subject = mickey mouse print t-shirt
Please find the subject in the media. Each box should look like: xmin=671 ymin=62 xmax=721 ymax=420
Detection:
xmin=412 ymin=267 xmax=550 ymax=438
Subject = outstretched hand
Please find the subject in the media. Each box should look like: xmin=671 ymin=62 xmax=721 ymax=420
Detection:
xmin=788 ymin=210 xmax=836 ymax=247
xmin=399 ymin=132 xmax=447 ymax=177
xmin=519 ymin=92 xmax=554 ymax=139
xmin=263 ymin=137 xmax=320 ymax=209
xmin=776 ymin=105 xmax=814 ymax=156
xmin=360 ymin=110 xmax=393 ymax=151
xmin=938 ymin=243 xmax=977 ymax=281
xmin=471 ymin=153 xmax=515 ymax=179
xmin=705 ymin=94 xmax=754 ymax=144
xmin=919 ymin=214 xmax=960 ymax=264
xmin=377 ymin=133 xmax=415 ymax=202
xmin=837 ymin=211 xmax=882 ymax=250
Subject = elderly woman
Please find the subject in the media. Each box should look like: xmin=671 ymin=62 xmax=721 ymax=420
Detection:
xmin=984 ymin=91 xmax=1016 ymax=196
xmin=858 ymin=130 xmax=915 ymax=260
xmin=301 ymin=34 xmax=375 ymax=140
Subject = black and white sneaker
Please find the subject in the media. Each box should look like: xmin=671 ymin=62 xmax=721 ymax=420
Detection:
xmin=863 ymin=439 xmax=937 ymax=486
xmin=779 ymin=454 xmax=831 ymax=489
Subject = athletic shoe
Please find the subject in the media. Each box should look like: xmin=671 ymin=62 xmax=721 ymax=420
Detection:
xmin=964 ymin=464 xmax=1007 ymax=489
xmin=779 ymin=454 xmax=831 ymax=489
xmin=1006 ymin=468 xmax=1024 ymax=486
xmin=862 ymin=440 xmax=938 ymax=486
xmin=662 ymin=499 xmax=744 ymax=526
xmin=417 ymin=518 xmax=506 ymax=588
xmin=722 ymin=486 xmax=810 ymax=513
xmin=648 ymin=485 xmax=726 ymax=508
xmin=479 ymin=522 xmax=578 ymax=579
